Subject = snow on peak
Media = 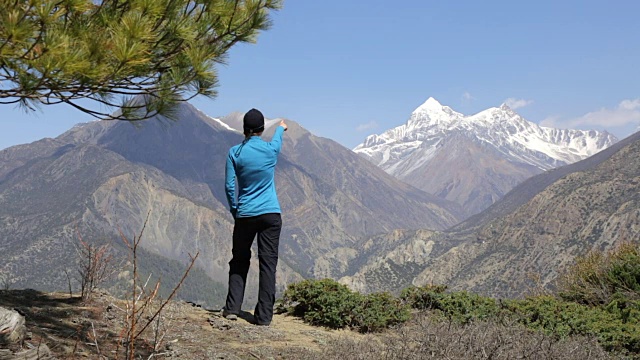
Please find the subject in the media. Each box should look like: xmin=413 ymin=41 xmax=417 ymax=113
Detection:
xmin=210 ymin=116 xmax=238 ymax=132
xmin=414 ymin=97 xmax=443 ymax=112
xmin=354 ymin=98 xmax=618 ymax=175
xmin=407 ymin=97 xmax=463 ymax=129
xmin=411 ymin=97 xmax=461 ymax=117
xmin=467 ymin=105 xmax=522 ymax=125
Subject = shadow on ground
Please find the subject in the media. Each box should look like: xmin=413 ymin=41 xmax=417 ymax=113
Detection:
xmin=0 ymin=289 xmax=119 ymax=357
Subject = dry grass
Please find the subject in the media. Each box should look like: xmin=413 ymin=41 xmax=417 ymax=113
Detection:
xmin=298 ymin=313 xmax=617 ymax=360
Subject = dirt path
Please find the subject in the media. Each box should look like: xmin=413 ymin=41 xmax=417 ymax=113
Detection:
xmin=163 ymin=304 xmax=366 ymax=359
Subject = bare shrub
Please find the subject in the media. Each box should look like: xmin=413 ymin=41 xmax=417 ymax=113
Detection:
xmin=62 ymin=269 xmax=73 ymax=298
xmin=75 ymin=229 xmax=117 ymax=301
xmin=116 ymin=213 xmax=199 ymax=360
xmin=300 ymin=314 xmax=617 ymax=360
xmin=147 ymin=301 xmax=178 ymax=357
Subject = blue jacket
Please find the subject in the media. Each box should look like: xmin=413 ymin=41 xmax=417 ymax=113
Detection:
xmin=225 ymin=126 xmax=285 ymax=218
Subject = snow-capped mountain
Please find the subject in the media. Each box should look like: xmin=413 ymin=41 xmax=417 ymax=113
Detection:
xmin=354 ymin=97 xmax=618 ymax=217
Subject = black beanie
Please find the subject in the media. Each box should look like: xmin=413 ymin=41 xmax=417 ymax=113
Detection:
xmin=243 ymin=108 xmax=265 ymax=133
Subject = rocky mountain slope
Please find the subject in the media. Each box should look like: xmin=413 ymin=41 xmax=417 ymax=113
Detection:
xmin=342 ymin=131 xmax=640 ymax=297
xmin=354 ymin=98 xmax=617 ymax=215
xmin=0 ymin=103 xmax=463 ymax=306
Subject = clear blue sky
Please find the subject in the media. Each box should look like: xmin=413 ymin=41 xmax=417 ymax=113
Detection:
xmin=2 ymin=0 xmax=639 ymax=150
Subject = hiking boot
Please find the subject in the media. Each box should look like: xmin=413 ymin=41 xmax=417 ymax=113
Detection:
xmin=221 ymin=309 xmax=238 ymax=321
xmin=252 ymin=315 xmax=270 ymax=326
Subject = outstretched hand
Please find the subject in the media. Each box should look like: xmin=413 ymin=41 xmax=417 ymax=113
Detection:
xmin=280 ymin=120 xmax=288 ymax=131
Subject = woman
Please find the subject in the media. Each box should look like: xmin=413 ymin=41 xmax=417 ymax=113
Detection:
xmin=222 ymin=108 xmax=287 ymax=326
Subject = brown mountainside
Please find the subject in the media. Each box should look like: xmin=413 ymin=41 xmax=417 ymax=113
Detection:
xmin=0 ymin=103 xmax=462 ymax=306
xmin=343 ymin=131 xmax=640 ymax=297
xmin=401 ymin=133 xmax=539 ymax=215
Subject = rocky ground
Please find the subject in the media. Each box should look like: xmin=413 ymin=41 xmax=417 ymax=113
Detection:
xmin=0 ymin=289 xmax=363 ymax=359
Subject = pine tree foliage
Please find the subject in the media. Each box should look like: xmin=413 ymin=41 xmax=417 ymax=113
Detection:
xmin=0 ymin=0 xmax=281 ymax=120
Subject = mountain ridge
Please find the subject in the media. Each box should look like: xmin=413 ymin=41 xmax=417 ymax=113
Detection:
xmin=341 ymin=131 xmax=640 ymax=296
xmin=0 ymin=102 xmax=463 ymax=306
xmin=354 ymin=98 xmax=617 ymax=215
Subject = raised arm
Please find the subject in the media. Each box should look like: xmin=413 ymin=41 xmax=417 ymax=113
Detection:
xmin=270 ymin=120 xmax=288 ymax=154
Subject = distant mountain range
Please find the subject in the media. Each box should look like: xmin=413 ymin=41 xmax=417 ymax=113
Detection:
xmin=354 ymin=98 xmax=617 ymax=215
xmin=0 ymin=102 xmax=462 ymax=305
xmin=342 ymin=130 xmax=640 ymax=297
xmin=2 ymin=99 xmax=635 ymax=305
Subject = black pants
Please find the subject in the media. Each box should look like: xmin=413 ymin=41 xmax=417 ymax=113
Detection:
xmin=224 ymin=213 xmax=282 ymax=325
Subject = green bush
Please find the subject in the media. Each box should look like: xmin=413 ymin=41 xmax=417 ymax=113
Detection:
xmin=277 ymin=279 xmax=409 ymax=332
xmin=354 ymin=292 xmax=410 ymax=332
xmin=507 ymin=296 xmax=640 ymax=354
xmin=277 ymin=279 xmax=360 ymax=329
xmin=607 ymin=244 xmax=640 ymax=295
xmin=399 ymin=284 xmax=447 ymax=309
xmin=558 ymin=242 xmax=640 ymax=305
xmin=401 ymin=285 xmax=501 ymax=324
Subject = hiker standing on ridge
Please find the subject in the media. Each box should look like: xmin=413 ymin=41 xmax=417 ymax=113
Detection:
xmin=222 ymin=108 xmax=287 ymax=326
